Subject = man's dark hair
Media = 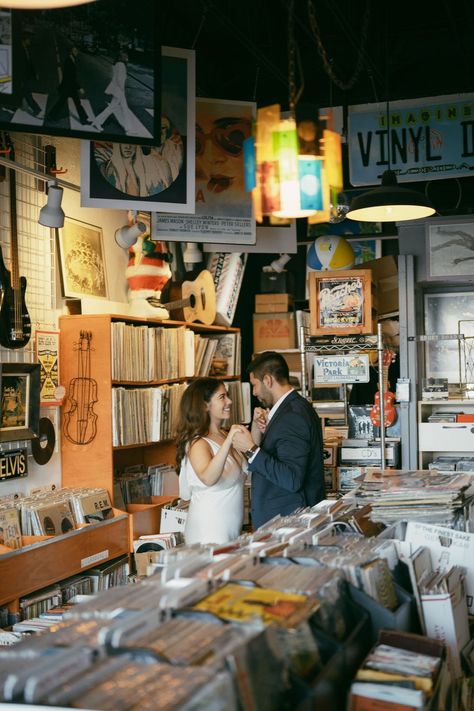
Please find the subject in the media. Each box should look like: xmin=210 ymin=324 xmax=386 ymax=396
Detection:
xmin=247 ymin=351 xmax=290 ymax=384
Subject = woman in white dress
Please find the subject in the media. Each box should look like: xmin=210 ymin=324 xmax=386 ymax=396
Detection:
xmin=175 ymin=378 xmax=246 ymax=545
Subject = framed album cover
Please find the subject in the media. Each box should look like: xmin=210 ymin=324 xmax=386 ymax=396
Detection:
xmin=0 ymin=362 xmax=40 ymax=443
xmin=80 ymin=46 xmax=195 ymax=213
xmin=309 ymin=269 xmax=374 ymax=336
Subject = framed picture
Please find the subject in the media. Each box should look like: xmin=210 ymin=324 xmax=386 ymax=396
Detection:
xmin=426 ymin=218 xmax=474 ymax=281
xmin=35 ymin=330 xmax=60 ymax=406
xmin=0 ymin=363 xmax=40 ymax=443
xmin=424 ymin=292 xmax=474 ymax=382
xmin=0 ymin=1 xmax=160 ymax=145
xmin=349 ymin=237 xmax=382 ymax=264
xmin=58 ymin=218 xmax=108 ymax=300
xmin=80 ymin=46 xmax=195 ymax=213
xmin=309 ymin=269 xmax=375 ymax=336
xmin=153 ymin=96 xmax=256 ymax=244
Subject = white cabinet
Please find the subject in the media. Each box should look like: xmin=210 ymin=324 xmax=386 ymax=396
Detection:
xmin=418 ymin=400 xmax=474 ymax=469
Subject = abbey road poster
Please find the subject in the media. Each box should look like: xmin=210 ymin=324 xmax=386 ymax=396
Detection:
xmin=0 ymin=1 xmax=160 ymax=145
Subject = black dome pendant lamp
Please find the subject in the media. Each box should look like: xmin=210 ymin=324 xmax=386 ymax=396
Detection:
xmin=346 ymin=168 xmax=436 ymax=222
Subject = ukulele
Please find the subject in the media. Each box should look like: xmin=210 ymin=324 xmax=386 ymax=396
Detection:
xmin=369 ymin=348 xmax=397 ymax=428
xmin=0 ymin=133 xmax=31 ymax=349
xmin=148 ymin=269 xmax=216 ymax=325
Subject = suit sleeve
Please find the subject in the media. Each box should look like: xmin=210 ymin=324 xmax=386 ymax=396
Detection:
xmin=248 ymin=410 xmax=317 ymax=492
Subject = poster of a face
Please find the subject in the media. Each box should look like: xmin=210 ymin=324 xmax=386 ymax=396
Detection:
xmin=152 ymin=97 xmax=256 ymax=244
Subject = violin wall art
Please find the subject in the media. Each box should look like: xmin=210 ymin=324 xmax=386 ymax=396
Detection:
xmin=63 ymin=331 xmax=98 ymax=446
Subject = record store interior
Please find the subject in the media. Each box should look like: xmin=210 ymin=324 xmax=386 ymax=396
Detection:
xmin=0 ymin=0 xmax=474 ymax=709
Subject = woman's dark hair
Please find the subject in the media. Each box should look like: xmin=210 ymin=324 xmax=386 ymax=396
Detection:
xmin=247 ymin=351 xmax=289 ymax=384
xmin=175 ymin=377 xmax=222 ymax=472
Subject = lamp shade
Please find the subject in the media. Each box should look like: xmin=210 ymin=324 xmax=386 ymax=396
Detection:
xmin=1 ymin=1 xmax=95 ymax=8
xmin=38 ymin=184 xmax=65 ymax=228
xmin=346 ymin=170 xmax=435 ymax=222
xmin=115 ymin=222 xmax=146 ymax=249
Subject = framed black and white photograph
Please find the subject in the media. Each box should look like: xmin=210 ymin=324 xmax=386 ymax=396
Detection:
xmin=424 ymin=292 xmax=474 ymax=382
xmin=426 ymin=218 xmax=474 ymax=282
xmin=0 ymin=363 xmax=40 ymax=443
xmin=0 ymin=1 xmax=160 ymax=145
xmin=80 ymin=46 xmax=195 ymax=213
xmin=58 ymin=217 xmax=108 ymax=300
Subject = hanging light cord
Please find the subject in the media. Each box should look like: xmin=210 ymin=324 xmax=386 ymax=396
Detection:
xmin=306 ymin=0 xmax=370 ymax=91
xmin=288 ymin=0 xmax=304 ymax=115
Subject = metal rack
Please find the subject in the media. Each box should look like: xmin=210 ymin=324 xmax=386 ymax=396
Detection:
xmin=301 ymin=323 xmax=390 ymax=471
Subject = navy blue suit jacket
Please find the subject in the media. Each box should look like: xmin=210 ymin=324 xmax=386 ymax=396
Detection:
xmin=248 ymin=390 xmax=325 ymax=530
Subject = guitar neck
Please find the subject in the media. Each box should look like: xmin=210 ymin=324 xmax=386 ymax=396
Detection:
xmin=161 ymin=296 xmax=190 ymax=311
xmin=9 ymin=166 xmax=19 ymax=290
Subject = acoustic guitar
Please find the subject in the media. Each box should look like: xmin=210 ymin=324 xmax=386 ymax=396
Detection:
xmin=148 ymin=269 xmax=216 ymax=325
xmin=0 ymin=133 xmax=31 ymax=349
xmin=369 ymin=348 xmax=397 ymax=428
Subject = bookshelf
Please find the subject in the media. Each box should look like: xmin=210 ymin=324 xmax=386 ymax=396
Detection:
xmin=0 ymin=510 xmax=129 ymax=611
xmin=59 ymin=314 xmax=241 ymax=507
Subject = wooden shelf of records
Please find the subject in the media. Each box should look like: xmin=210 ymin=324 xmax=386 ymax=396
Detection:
xmin=59 ymin=314 xmax=243 ymax=508
xmin=417 ymin=399 xmax=474 ymax=472
xmin=0 ymin=508 xmax=129 ymax=610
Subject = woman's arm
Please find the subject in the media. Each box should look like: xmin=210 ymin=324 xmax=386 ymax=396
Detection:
xmin=188 ymin=424 xmax=242 ymax=487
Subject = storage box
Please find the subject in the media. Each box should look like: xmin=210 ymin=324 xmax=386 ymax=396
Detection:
xmin=363 ymin=255 xmax=398 ymax=317
xmin=160 ymin=505 xmax=188 ymax=533
xmin=348 ymin=582 xmax=417 ymax=645
xmin=260 ymin=270 xmax=294 ymax=295
xmin=126 ymin=496 xmax=177 ymax=539
xmin=253 ymin=312 xmax=296 ymax=351
xmin=255 ymin=293 xmax=294 ymax=313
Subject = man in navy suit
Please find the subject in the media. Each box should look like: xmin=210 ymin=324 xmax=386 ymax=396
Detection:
xmin=233 ymin=351 xmax=325 ymax=529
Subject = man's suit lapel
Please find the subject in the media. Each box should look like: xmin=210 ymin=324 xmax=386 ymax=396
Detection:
xmin=260 ymin=390 xmax=297 ymax=444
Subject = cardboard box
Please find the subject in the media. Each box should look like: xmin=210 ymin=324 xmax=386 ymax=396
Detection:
xmin=134 ymin=550 xmax=162 ymax=577
xmin=126 ymin=496 xmax=177 ymax=538
xmin=253 ymin=312 xmax=296 ymax=351
xmin=255 ymin=293 xmax=294 ymax=313
xmin=260 ymin=270 xmax=294 ymax=295
xmin=364 ymin=255 xmax=398 ymax=316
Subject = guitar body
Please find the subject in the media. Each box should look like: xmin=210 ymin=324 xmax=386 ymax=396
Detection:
xmin=369 ymin=348 xmax=397 ymax=428
xmin=164 ymin=270 xmax=216 ymax=325
xmin=0 ymin=248 xmax=31 ymax=349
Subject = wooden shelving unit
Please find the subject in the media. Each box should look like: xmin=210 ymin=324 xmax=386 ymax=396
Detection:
xmin=59 ymin=313 xmax=241 ymax=506
xmin=0 ymin=510 xmax=129 ymax=611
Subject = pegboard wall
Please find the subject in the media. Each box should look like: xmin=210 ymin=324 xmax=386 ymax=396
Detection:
xmin=0 ymin=132 xmax=57 ymax=365
xmin=0 ymin=133 xmax=58 ymax=460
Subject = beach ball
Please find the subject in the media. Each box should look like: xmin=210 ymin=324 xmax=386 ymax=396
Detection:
xmin=307 ymin=235 xmax=355 ymax=271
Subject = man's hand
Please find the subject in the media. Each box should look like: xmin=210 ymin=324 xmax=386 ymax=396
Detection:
xmin=253 ymin=407 xmax=268 ymax=433
xmin=232 ymin=426 xmax=255 ymax=453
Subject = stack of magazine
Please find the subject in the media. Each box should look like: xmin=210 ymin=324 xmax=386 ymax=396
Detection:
xmin=355 ymin=469 xmax=474 ymax=527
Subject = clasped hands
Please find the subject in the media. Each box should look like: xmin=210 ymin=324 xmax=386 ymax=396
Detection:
xmin=229 ymin=407 xmax=268 ymax=452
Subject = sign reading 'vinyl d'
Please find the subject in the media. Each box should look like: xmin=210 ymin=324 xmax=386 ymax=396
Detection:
xmin=348 ymin=92 xmax=474 ymax=185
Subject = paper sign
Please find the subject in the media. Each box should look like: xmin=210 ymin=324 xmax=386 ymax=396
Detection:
xmin=314 ymin=353 xmax=370 ymax=384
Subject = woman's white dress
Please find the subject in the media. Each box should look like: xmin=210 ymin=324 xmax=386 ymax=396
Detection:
xmin=179 ymin=437 xmax=245 ymax=545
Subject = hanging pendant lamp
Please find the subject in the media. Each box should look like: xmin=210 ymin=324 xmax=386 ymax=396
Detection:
xmin=346 ymin=169 xmax=436 ymax=222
